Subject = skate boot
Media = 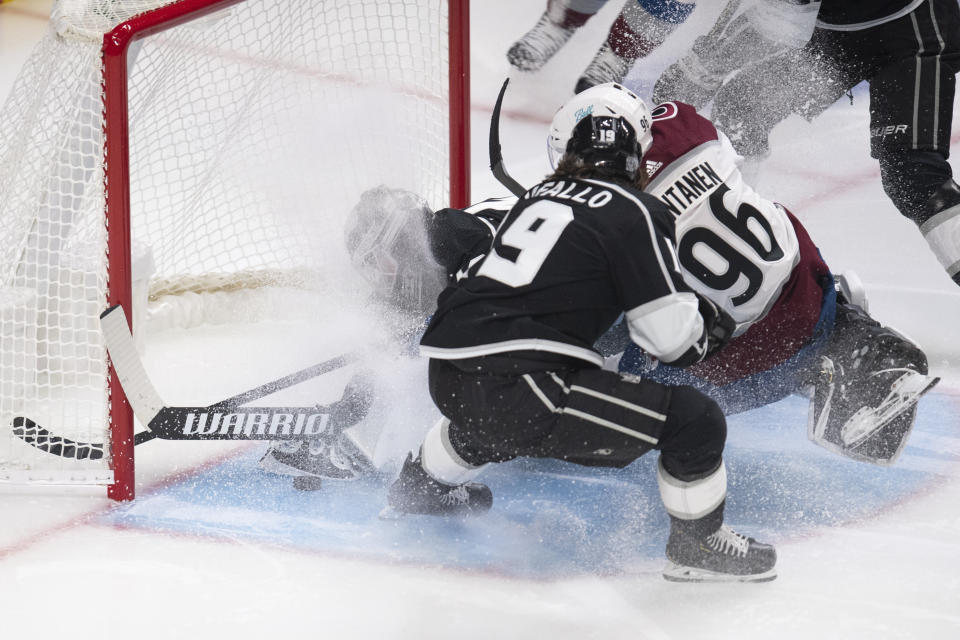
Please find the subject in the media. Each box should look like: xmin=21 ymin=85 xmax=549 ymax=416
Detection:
xmin=386 ymin=453 xmax=492 ymax=517
xmin=651 ymin=37 xmax=724 ymax=108
xmin=574 ymin=43 xmax=633 ymax=94
xmin=807 ymin=303 xmax=939 ymax=464
xmin=507 ymin=12 xmax=576 ymax=72
xmin=663 ymin=510 xmax=777 ymax=583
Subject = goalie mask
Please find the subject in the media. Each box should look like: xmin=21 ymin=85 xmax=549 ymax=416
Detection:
xmin=344 ymin=186 xmax=446 ymax=315
xmin=547 ymin=82 xmax=653 ymax=171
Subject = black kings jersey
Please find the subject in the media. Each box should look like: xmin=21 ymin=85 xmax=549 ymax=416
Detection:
xmin=816 ymin=0 xmax=923 ymax=29
xmin=427 ymin=197 xmax=512 ymax=280
xmin=419 ymin=177 xmax=705 ymax=368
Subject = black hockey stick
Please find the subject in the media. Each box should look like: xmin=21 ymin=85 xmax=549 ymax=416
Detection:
xmin=12 ymin=306 xmax=364 ymax=458
xmin=489 ymin=77 xmax=527 ymax=197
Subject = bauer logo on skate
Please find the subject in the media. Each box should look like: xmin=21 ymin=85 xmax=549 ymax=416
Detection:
xmin=182 ymin=411 xmax=330 ymax=437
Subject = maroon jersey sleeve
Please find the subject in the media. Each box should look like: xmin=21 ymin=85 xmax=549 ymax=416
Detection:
xmin=642 ymin=102 xmax=720 ymax=183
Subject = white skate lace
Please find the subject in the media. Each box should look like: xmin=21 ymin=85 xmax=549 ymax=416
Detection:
xmin=439 ymin=485 xmax=470 ymax=507
xmin=706 ymin=526 xmax=750 ymax=558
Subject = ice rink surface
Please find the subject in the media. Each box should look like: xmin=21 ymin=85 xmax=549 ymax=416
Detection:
xmin=2 ymin=1 xmax=960 ymax=639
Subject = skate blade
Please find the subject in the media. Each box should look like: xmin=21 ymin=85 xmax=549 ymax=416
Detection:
xmin=841 ymin=373 xmax=940 ymax=448
xmin=662 ymin=562 xmax=777 ymax=584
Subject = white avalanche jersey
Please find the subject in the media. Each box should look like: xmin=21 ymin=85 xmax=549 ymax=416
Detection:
xmin=643 ymin=101 xmax=800 ymax=335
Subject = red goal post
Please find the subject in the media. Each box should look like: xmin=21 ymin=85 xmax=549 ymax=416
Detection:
xmin=0 ymin=0 xmax=470 ymax=500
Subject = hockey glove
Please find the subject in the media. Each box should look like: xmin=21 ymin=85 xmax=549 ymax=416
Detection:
xmin=697 ymin=295 xmax=735 ymax=360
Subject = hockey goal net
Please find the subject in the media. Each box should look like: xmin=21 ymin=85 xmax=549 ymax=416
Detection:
xmin=0 ymin=0 xmax=470 ymax=498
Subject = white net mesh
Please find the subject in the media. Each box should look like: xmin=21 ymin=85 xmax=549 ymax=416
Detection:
xmin=0 ymin=0 xmax=454 ymax=484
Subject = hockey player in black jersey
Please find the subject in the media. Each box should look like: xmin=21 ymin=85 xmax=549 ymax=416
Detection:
xmin=386 ymin=85 xmax=777 ymax=583
xmin=694 ymin=0 xmax=960 ymax=288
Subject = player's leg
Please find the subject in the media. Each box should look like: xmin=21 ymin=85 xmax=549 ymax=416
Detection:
xmin=870 ymin=1 xmax=960 ymax=286
xmin=385 ymin=358 xmax=510 ymax=517
xmin=507 ymin=0 xmax=609 ymax=73
xmin=652 ymin=0 xmax=814 ymax=109
xmin=711 ymin=30 xmax=855 ymax=160
xmin=542 ymin=368 xmax=777 ymax=581
xmin=576 ymin=0 xmax=696 ymax=94
xmin=386 ymin=416 xmax=494 ymax=516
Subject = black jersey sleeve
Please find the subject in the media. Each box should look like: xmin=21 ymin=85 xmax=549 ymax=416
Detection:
xmin=601 ymin=188 xmax=714 ymax=366
xmin=427 ymin=197 xmax=514 ymax=278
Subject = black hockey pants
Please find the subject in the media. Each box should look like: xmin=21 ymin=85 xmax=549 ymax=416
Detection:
xmin=427 ymin=358 xmax=726 ymax=482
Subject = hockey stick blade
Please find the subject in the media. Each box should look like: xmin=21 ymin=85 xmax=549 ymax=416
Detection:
xmin=12 ymin=306 xmax=365 ymax=459
xmin=100 ymin=304 xmax=365 ymax=439
xmin=11 ymin=417 xmax=157 ymax=460
xmin=12 ymin=416 xmax=105 ymax=460
xmin=489 ymin=77 xmax=527 ymax=197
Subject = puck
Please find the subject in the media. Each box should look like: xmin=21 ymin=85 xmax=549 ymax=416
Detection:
xmin=292 ymin=475 xmax=324 ymax=491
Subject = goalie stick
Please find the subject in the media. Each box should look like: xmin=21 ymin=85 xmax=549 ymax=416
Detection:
xmin=12 ymin=305 xmax=367 ymax=459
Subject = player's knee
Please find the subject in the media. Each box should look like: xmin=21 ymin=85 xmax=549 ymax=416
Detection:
xmin=658 ymin=386 xmax=726 ymax=481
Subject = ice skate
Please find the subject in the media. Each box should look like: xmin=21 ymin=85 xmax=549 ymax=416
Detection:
xmin=651 ymin=40 xmax=723 ymax=108
xmin=574 ymin=43 xmax=632 ymax=94
xmin=386 ymin=453 xmax=492 ymax=517
xmin=506 ymin=12 xmax=576 ymax=72
xmin=808 ymin=303 xmax=938 ymax=464
xmin=664 ymin=522 xmax=777 ymax=583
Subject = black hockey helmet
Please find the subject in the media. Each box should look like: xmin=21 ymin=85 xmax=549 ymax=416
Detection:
xmin=565 ymin=114 xmax=641 ymax=176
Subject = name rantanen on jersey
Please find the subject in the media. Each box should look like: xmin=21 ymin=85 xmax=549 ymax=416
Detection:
xmin=658 ymin=161 xmax=722 ymax=216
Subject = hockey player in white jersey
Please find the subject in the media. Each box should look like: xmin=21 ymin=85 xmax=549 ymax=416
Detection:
xmin=553 ymin=85 xmax=938 ymax=465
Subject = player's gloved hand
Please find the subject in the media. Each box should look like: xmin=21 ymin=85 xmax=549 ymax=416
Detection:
xmin=697 ymin=295 xmax=735 ymax=359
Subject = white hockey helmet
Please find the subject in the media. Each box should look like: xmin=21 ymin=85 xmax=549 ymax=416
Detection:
xmin=547 ymin=83 xmax=653 ymax=171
